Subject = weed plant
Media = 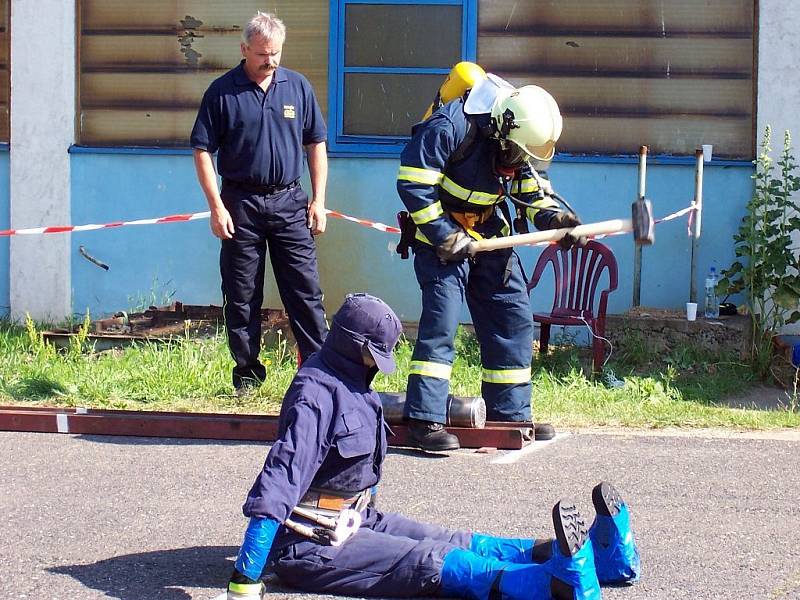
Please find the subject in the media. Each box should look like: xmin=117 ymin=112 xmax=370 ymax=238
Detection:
xmin=718 ymin=126 xmax=800 ymax=379
xmin=1 ymin=321 xmax=798 ymax=429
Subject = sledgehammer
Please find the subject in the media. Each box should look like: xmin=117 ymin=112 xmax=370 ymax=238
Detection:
xmin=471 ymin=196 xmax=655 ymax=252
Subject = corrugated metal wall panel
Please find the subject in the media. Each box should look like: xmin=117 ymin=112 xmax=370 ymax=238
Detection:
xmin=78 ymin=1 xmax=328 ymax=146
xmin=561 ymin=115 xmax=751 ymax=156
xmin=81 ymin=109 xmax=197 ymax=146
xmin=503 ymin=76 xmax=752 ymax=117
xmin=0 ymin=0 xmax=8 ymax=143
xmin=478 ymin=0 xmax=755 ymax=158
xmin=81 ymin=72 xmax=226 ymax=108
xmin=479 ymin=0 xmax=753 ymax=34
xmin=480 ymin=35 xmax=752 ymax=75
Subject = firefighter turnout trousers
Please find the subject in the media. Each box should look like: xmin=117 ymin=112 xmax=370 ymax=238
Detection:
xmin=405 ymin=242 xmax=533 ymax=423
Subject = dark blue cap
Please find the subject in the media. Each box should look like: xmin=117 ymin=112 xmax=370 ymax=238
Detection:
xmin=332 ymin=293 xmax=402 ymax=373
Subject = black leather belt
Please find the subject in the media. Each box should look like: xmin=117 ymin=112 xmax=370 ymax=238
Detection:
xmin=225 ymin=179 xmax=299 ymax=195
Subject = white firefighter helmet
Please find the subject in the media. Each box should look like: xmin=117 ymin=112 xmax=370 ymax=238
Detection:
xmin=490 ymin=85 xmax=563 ymax=162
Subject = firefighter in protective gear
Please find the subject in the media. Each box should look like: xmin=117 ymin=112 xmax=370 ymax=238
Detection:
xmin=396 ymin=76 xmax=584 ymax=452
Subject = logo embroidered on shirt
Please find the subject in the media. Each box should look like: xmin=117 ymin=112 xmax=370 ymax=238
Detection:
xmin=283 ymin=105 xmax=296 ymax=119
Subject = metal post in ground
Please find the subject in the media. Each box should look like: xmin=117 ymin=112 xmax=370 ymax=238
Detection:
xmin=633 ymin=145 xmax=648 ymax=307
xmin=689 ymin=148 xmax=704 ymax=303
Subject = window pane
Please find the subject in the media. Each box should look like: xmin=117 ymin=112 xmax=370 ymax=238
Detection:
xmin=345 ymin=4 xmax=461 ymax=68
xmin=343 ymin=73 xmax=442 ymax=136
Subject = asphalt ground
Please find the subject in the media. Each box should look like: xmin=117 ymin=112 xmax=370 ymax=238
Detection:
xmin=2 ymin=429 xmax=799 ymax=600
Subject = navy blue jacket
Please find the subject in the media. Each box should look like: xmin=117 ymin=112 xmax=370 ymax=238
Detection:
xmin=191 ymin=62 xmax=326 ymax=187
xmin=242 ymin=325 xmax=389 ymax=548
xmin=397 ymin=98 xmax=561 ymax=246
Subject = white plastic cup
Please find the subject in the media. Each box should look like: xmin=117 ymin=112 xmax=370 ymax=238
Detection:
xmin=702 ymin=144 xmax=713 ymax=163
xmin=686 ymin=302 xmax=698 ymax=321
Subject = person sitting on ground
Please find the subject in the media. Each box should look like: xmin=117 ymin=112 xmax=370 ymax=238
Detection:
xmin=226 ymin=293 xmax=640 ymax=600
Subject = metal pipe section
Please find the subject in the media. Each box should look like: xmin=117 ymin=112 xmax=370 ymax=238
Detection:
xmin=379 ymin=392 xmax=487 ymax=429
xmin=633 ymin=145 xmax=648 ymax=307
xmin=689 ymin=148 xmax=704 ymax=303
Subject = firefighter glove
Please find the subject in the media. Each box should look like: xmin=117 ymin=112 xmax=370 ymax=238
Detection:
xmin=549 ymin=211 xmax=586 ymax=250
xmin=436 ymin=231 xmax=476 ymax=263
xmin=436 ymin=231 xmax=475 ymax=263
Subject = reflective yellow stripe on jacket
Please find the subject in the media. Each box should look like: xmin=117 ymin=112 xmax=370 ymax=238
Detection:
xmin=409 ymin=360 xmax=453 ymax=380
xmin=481 ymin=367 xmax=531 ymax=385
xmin=397 ymin=166 xmax=444 ymax=186
xmin=510 ymin=177 xmax=539 ymax=194
xmin=440 ymin=175 xmax=501 ymax=206
xmin=410 ymin=202 xmax=444 ymax=225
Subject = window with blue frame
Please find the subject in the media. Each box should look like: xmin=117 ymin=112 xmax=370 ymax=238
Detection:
xmin=329 ymin=0 xmax=476 ymax=155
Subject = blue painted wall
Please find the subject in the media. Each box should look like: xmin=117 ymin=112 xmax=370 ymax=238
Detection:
xmin=0 ymin=150 xmax=9 ymax=318
xmin=70 ymin=153 xmax=220 ymax=318
xmin=70 ymin=152 xmax=752 ymax=323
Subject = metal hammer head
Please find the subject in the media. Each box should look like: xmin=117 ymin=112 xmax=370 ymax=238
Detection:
xmin=632 ymin=198 xmax=655 ymax=245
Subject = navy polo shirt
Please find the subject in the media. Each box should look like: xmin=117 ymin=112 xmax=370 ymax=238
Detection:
xmin=190 ymin=62 xmax=326 ymax=187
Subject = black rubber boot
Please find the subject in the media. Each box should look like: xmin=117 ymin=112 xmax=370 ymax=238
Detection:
xmin=534 ymin=422 xmax=556 ymax=441
xmin=550 ymin=499 xmax=596 ymax=600
xmin=407 ymin=419 xmax=460 ymax=451
xmin=592 ymin=481 xmax=623 ymax=517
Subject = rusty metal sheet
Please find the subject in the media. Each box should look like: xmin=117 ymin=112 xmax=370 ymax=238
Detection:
xmin=78 ymin=0 xmax=328 ymax=146
xmin=0 ymin=406 xmax=528 ymax=449
xmin=41 ymin=332 xmax=171 ymax=352
xmin=81 ymin=1 xmax=327 ymax=32
xmin=80 ymin=66 xmax=328 ymax=109
xmin=479 ymin=0 xmax=753 ymax=34
xmin=500 ymin=75 xmax=753 ymax=117
xmin=81 ymin=31 xmax=326 ymax=73
xmin=40 ymin=302 xmax=291 ymax=349
xmin=387 ymin=424 xmax=526 ymax=450
xmin=559 ymin=114 xmax=753 ymax=158
xmin=479 ymin=35 xmax=753 ymax=76
xmin=80 ymin=72 xmax=223 ymax=108
xmin=478 ymin=0 xmax=754 ymax=158
xmin=80 ymin=108 xmax=196 ymax=146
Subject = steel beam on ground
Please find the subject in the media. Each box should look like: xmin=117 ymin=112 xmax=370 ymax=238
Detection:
xmin=0 ymin=406 xmax=530 ymax=450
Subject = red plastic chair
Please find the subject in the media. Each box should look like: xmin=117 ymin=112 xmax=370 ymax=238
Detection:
xmin=526 ymin=240 xmax=618 ymax=373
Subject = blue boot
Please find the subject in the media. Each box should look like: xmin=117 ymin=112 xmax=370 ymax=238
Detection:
xmin=440 ymin=500 xmax=601 ymax=600
xmin=589 ymin=482 xmax=641 ymax=585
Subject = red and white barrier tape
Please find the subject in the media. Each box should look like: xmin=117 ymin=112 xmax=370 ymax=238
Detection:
xmin=0 ymin=211 xmax=212 ymax=237
xmin=324 ymin=210 xmax=401 ymax=234
xmin=0 ymin=205 xmax=695 ymax=239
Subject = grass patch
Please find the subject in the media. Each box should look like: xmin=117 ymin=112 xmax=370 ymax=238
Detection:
xmin=0 ymin=320 xmax=798 ymax=429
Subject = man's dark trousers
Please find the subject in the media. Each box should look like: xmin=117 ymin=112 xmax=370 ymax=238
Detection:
xmin=220 ymin=182 xmax=328 ymax=389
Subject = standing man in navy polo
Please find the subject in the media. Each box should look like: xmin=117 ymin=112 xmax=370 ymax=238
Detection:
xmin=191 ymin=11 xmax=329 ymax=393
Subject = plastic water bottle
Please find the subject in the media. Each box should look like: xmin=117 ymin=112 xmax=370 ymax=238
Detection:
xmin=704 ymin=267 xmax=719 ymax=318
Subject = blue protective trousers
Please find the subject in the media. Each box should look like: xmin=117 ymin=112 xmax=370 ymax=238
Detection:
xmin=220 ymin=182 xmax=328 ymax=389
xmin=406 ymin=243 xmax=534 ymax=423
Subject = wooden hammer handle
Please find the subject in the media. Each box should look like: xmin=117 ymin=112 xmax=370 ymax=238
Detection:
xmin=472 ymin=218 xmax=632 ymax=252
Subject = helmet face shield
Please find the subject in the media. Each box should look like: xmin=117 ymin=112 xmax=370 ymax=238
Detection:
xmin=497 ymin=140 xmax=530 ymax=170
xmin=524 ymin=139 xmax=556 ymax=162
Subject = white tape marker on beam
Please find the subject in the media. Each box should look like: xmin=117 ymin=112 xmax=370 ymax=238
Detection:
xmin=56 ymin=413 xmax=69 ymax=433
